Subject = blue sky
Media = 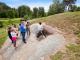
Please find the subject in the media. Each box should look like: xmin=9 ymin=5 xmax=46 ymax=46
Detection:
xmin=0 ymin=0 xmax=80 ymax=12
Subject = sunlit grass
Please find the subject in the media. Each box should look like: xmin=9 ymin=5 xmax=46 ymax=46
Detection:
xmin=0 ymin=28 xmax=7 ymax=48
xmin=50 ymin=44 xmax=80 ymax=60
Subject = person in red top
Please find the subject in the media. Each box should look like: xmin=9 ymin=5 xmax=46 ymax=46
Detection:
xmin=11 ymin=29 xmax=17 ymax=48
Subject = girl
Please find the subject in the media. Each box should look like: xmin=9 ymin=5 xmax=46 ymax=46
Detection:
xmin=11 ymin=29 xmax=17 ymax=48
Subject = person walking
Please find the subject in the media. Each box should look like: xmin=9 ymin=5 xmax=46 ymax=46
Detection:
xmin=26 ymin=21 xmax=30 ymax=36
xmin=11 ymin=29 xmax=17 ymax=48
xmin=8 ymin=26 xmax=13 ymax=43
xmin=20 ymin=20 xmax=27 ymax=43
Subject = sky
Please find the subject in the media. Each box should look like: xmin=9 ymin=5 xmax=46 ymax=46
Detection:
xmin=0 ymin=0 xmax=80 ymax=12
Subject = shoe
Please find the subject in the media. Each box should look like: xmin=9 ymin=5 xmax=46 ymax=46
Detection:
xmin=24 ymin=41 xmax=27 ymax=43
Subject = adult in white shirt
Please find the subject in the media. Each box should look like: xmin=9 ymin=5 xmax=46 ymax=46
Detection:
xmin=37 ymin=22 xmax=46 ymax=38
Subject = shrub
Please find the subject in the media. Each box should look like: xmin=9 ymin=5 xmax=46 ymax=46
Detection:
xmin=0 ymin=21 xmax=4 ymax=28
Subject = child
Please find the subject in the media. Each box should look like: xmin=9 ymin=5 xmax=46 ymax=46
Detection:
xmin=11 ymin=29 xmax=17 ymax=48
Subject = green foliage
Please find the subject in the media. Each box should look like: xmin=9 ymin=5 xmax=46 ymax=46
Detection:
xmin=18 ymin=5 xmax=32 ymax=17
xmin=0 ymin=2 xmax=19 ymax=18
xmin=38 ymin=7 xmax=46 ymax=17
xmin=32 ymin=7 xmax=38 ymax=18
xmin=70 ymin=5 xmax=77 ymax=12
xmin=24 ymin=15 xmax=31 ymax=20
xmin=0 ymin=18 xmax=20 ymax=28
xmin=0 ymin=2 xmax=11 ymax=11
xmin=0 ymin=21 xmax=4 ymax=28
xmin=76 ymin=7 xmax=80 ymax=11
xmin=0 ymin=1 xmax=80 ymax=19
xmin=48 ymin=0 xmax=64 ymax=15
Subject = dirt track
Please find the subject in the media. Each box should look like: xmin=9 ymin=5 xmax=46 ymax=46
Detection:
xmin=0 ymin=23 xmax=66 ymax=60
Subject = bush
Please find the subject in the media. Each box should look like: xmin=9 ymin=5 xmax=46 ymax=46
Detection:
xmin=24 ymin=15 xmax=29 ymax=20
xmin=0 ymin=21 xmax=4 ymax=28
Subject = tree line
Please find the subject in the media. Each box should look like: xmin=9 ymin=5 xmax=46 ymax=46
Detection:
xmin=0 ymin=0 xmax=80 ymax=19
xmin=0 ymin=2 xmax=46 ymax=19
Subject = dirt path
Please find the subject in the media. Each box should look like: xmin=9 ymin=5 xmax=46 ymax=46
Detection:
xmin=0 ymin=23 xmax=67 ymax=60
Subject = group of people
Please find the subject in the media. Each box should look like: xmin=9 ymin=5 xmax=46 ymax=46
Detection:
xmin=8 ymin=19 xmax=30 ymax=48
xmin=8 ymin=19 xmax=46 ymax=49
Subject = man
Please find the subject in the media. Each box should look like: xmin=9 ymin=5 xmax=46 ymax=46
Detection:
xmin=20 ymin=20 xmax=26 ymax=43
xmin=37 ymin=22 xmax=46 ymax=38
xmin=26 ymin=21 xmax=30 ymax=36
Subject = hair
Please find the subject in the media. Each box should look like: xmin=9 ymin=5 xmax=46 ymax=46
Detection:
xmin=19 ymin=24 xmax=21 ymax=26
xmin=8 ymin=26 xmax=11 ymax=30
xmin=8 ymin=26 xmax=12 ymax=32
xmin=39 ymin=22 xmax=42 ymax=25
xmin=13 ymin=24 xmax=17 ymax=28
xmin=21 ymin=18 xmax=26 ymax=21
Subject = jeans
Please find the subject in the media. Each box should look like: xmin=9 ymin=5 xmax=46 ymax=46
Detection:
xmin=21 ymin=32 xmax=26 ymax=42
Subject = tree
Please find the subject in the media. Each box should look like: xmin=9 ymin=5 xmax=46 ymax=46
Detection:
xmin=0 ymin=2 xmax=11 ymax=12
xmin=12 ymin=8 xmax=19 ymax=18
xmin=76 ymin=6 xmax=80 ymax=11
xmin=18 ymin=5 xmax=32 ymax=17
xmin=48 ymin=0 xmax=64 ymax=15
xmin=0 ymin=2 xmax=11 ymax=18
xmin=70 ymin=5 xmax=77 ymax=12
xmin=7 ymin=9 xmax=16 ymax=18
xmin=48 ymin=5 xmax=55 ymax=15
xmin=38 ymin=7 xmax=45 ymax=17
xmin=63 ymin=0 xmax=77 ymax=11
xmin=0 ymin=11 xmax=7 ymax=18
xmin=32 ymin=7 xmax=38 ymax=18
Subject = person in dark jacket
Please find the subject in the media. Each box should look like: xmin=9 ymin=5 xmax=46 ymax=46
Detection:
xmin=8 ymin=27 xmax=13 ymax=43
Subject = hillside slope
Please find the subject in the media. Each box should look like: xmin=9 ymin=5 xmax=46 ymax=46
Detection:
xmin=31 ymin=12 xmax=80 ymax=60
xmin=32 ymin=11 xmax=80 ymax=35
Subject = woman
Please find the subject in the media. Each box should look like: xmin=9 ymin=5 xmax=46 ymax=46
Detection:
xmin=8 ymin=26 xmax=13 ymax=43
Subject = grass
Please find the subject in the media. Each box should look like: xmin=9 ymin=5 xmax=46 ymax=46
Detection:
xmin=0 ymin=18 xmax=20 ymax=48
xmin=0 ymin=18 xmax=21 ymax=28
xmin=0 ymin=28 xmax=7 ymax=48
xmin=50 ymin=44 xmax=80 ymax=60
xmin=31 ymin=11 xmax=80 ymax=33
xmin=50 ymin=52 xmax=63 ymax=60
xmin=30 ymin=11 xmax=80 ymax=60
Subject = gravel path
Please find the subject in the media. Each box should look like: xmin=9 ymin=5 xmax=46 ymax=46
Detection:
xmin=0 ymin=23 xmax=66 ymax=60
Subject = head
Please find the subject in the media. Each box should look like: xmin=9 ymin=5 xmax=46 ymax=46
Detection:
xmin=21 ymin=18 xmax=25 ymax=24
xmin=39 ymin=22 xmax=42 ymax=25
xmin=13 ymin=24 xmax=17 ymax=28
xmin=11 ymin=29 xmax=15 ymax=32
xmin=19 ymin=24 xmax=21 ymax=26
xmin=8 ymin=26 xmax=12 ymax=31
